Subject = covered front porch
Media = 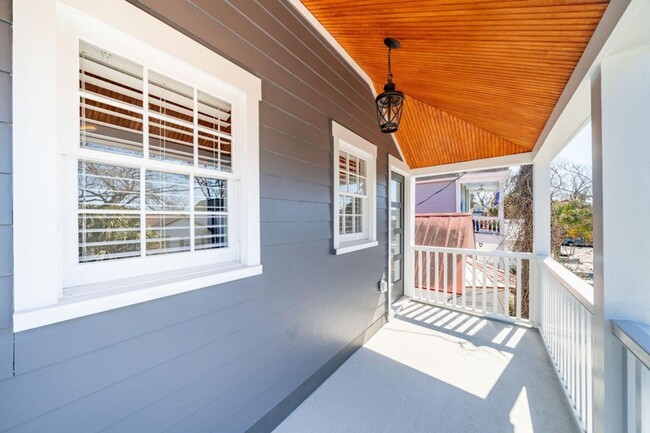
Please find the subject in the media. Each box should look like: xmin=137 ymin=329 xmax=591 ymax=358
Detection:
xmin=274 ymin=303 xmax=580 ymax=433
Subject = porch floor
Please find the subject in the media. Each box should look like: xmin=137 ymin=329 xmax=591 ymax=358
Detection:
xmin=272 ymin=301 xmax=581 ymax=433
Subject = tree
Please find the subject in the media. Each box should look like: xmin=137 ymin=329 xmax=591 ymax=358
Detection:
xmin=549 ymin=161 xmax=593 ymax=258
xmin=503 ymin=159 xmax=593 ymax=310
xmin=503 ymin=165 xmax=533 ymax=317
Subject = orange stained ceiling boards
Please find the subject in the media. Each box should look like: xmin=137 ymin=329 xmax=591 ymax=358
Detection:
xmin=300 ymin=0 xmax=609 ymax=168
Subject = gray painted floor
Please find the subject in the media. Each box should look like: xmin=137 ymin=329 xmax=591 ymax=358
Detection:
xmin=273 ymin=301 xmax=581 ymax=433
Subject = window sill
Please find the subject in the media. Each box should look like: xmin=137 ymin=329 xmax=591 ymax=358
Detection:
xmin=13 ymin=262 xmax=263 ymax=332
xmin=334 ymin=240 xmax=379 ymax=255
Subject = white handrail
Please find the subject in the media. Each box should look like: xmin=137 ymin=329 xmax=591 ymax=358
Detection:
xmin=612 ymin=320 xmax=650 ymax=433
xmin=541 ymin=257 xmax=594 ymax=312
xmin=538 ymin=256 xmax=594 ymax=433
xmin=413 ymin=245 xmax=534 ymax=260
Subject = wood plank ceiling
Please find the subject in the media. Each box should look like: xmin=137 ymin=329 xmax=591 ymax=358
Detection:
xmin=300 ymin=0 xmax=609 ymax=168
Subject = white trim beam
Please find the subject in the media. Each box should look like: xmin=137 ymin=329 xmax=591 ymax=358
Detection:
xmin=411 ymin=153 xmax=532 ymax=178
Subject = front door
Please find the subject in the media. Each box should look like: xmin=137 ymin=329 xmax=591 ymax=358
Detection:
xmin=390 ymin=172 xmax=405 ymax=302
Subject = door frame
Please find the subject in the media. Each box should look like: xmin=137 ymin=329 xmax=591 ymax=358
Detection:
xmin=388 ymin=154 xmax=413 ymax=320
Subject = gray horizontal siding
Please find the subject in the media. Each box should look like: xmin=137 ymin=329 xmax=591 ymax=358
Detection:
xmin=0 ymin=0 xmax=12 ymax=382
xmin=0 ymin=0 xmax=402 ymax=432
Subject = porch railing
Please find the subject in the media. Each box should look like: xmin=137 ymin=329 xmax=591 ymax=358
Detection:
xmin=472 ymin=216 xmax=501 ymax=234
xmin=411 ymin=246 xmax=534 ymax=322
xmin=612 ymin=320 xmax=650 ymax=433
xmin=538 ymin=257 xmax=594 ymax=433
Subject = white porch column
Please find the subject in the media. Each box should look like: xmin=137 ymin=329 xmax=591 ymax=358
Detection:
xmin=591 ymin=46 xmax=650 ymax=433
xmin=531 ymin=159 xmax=551 ymax=325
xmin=532 ymin=160 xmax=551 ymax=258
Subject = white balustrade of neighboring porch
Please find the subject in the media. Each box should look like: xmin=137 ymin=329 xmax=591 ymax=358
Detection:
xmin=472 ymin=216 xmax=501 ymax=235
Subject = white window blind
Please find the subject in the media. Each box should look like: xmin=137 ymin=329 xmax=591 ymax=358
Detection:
xmin=338 ymin=150 xmax=368 ymax=235
xmin=77 ymin=41 xmax=233 ymax=263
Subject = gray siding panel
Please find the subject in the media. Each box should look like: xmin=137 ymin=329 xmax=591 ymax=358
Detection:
xmin=0 ymin=277 xmax=10 ymax=329
xmin=0 ymin=329 xmax=11 ymax=379
xmin=0 ymin=123 xmax=10 ymax=174
xmin=0 ymin=226 xmax=12 ymax=277
xmin=261 ymin=125 xmax=331 ymax=167
xmin=0 ymin=72 xmax=10 ymax=124
xmin=0 ymin=21 xmax=10 ymax=73
xmin=0 ymin=173 xmax=10 ymax=225
xmin=0 ymin=0 xmax=10 ymax=382
xmin=261 ymin=199 xmax=329 ymax=223
xmin=0 ymin=0 xmax=10 ymax=24
xmin=1 ymin=0 xmax=402 ymax=431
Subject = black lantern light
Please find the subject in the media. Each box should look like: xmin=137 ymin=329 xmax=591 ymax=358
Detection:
xmin=375 ymin=38 xmax=404 ymax=133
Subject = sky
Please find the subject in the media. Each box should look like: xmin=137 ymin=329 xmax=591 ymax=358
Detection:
xmin=555 ymin=121 xmax=592 ymax=167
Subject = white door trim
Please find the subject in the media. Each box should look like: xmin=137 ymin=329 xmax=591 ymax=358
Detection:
xmin=388 ymin=155 xmax=412 ymax=319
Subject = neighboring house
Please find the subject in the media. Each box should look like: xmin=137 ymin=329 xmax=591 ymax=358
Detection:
xmin=416 ymin=169 xmax=510 ymax=250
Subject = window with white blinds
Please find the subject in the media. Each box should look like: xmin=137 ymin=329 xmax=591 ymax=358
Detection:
xmin=12 ymin=0 xmax=262 ymax=328
xmin=331 ymin=121 xmax=378 ymax=254
xmin=77 ymin=41 xmax=232 ymax=263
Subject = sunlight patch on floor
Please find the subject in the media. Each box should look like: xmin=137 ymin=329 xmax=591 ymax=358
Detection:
xmin=510 ymin=387 xmax=534 ymax=433
xmin=364 ymin=317 xmax=512 ymax=399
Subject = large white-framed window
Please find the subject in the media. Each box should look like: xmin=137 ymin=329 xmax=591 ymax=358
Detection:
xmin=332 ymin=121 xmax=378 ymax=254
xmin=12 ymin=0 xmax=262 ymax=331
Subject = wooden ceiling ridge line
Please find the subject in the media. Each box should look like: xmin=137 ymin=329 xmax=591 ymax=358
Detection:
xmin=400 ymin=90 xmax=531 ymax=153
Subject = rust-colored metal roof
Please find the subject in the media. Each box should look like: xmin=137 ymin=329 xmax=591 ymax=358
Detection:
xmin=414 ymin=214 xmax=515 ymax=296
xmin=415 ymin=213 xmax=475 ymax=250
xmin=415 ymin=213 xmax=475 ymax=294
xmin=300 ymin=0 xmax=609 ymax=168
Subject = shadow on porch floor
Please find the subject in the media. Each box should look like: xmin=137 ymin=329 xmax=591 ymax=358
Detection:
xmin=272 ymin=301 xmax=580 ymax=433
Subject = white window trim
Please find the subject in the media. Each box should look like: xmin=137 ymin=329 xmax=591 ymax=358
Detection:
xmin=332 ymin=121 xmax=378 ymax=255
xmin=12 ymin=0 xmax=262 ymax=332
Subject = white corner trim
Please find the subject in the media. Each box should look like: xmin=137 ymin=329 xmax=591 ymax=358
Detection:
xmin=14 ymin=264 xmax=263 ymax=332
xmin=335 ymin=241 xmax=379 ymax=255
xmin=411 ymin=152 xmax=533 ymax=178
xmin=388 ymin=154 xmax=410 ymax=176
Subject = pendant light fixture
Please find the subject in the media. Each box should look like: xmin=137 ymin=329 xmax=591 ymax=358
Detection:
xmin=375 ymin=38 xmax=404 ymax=134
